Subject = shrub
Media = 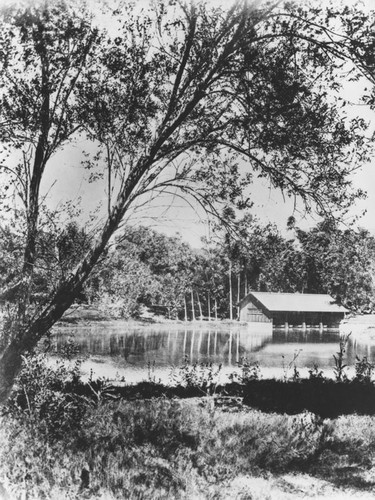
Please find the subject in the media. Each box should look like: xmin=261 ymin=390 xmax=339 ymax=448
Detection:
xmin=5 ymin=353 xmax=89 ymax=440
xmin=354 ymin=355 xmax=375 ymax=383
xmin=308 ymin=364 xmax=324 ymax=380
xmin=229 ymin=358 xmax=261 ymax=383
xmin=169 ymin=356 xmax=222 ymax=394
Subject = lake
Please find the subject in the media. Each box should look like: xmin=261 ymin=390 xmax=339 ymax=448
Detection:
xmin=51 ymin=321 xmax=375 ymax=383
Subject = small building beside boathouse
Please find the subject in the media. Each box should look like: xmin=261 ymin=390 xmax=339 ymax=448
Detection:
xmin=239 ymin=292 xmax=349 ymax=328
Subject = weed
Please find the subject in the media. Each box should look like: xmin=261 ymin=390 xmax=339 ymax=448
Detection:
xmin=354 ymin=355 xmax=375 ymax=383
xmin=228 ymin=357 xmax=261 ymax=383
xmin=282 ymin=350 xmax=302 ymax=382
xmin=308 ymin=363 xmax=324 ymax=380
xmin=333 ymin=333 xmax=351 ymax=382
xmin=86 ymin=377 xmax=119 ymax=406
xmin=146 ymin=359 xmax=161 ymax=384
xmin=169 ymin=356 xmax=222 ymax=395
xmin=292 ymin=364 xmax=300 ymax=382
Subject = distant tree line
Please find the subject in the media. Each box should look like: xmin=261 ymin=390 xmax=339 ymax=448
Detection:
xmin=2 ymin=218 xmax=373 ymax=322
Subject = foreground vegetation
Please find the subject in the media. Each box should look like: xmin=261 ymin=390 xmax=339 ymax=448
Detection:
xmin=2 ymin=340 xmax=375 ymax=499
xmin=2 ymin=396 xmax=375 ymax=499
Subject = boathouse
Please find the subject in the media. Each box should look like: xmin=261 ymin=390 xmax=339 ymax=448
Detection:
xmin=239 ymin=292 xmax=349 ymax=328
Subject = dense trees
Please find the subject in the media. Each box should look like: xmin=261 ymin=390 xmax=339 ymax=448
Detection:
xmin=97 ymin=228 xmax=196 ymax=319
xmin=1 ymin=217 xmax=375 ymax=336
xmin=29 ymin=221 xmax=373 ymax=321
xmin=0 ymin=0 xmax=373 ymax=402
xmin=295 ymin=222 xmax=375 ymax=311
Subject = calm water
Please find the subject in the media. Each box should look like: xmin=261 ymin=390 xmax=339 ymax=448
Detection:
xmin=51 ymin=322 xmax=375 ymax=383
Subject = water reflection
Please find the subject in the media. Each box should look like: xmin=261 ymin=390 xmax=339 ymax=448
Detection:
xmin=51 ymin=322 xmax=375 ymax=380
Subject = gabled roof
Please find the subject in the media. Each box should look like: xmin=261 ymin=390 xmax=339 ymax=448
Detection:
xmin=241 ymin=292 xmax=349 ymax=313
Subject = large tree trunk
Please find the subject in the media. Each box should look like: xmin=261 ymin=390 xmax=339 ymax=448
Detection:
xmin=0 ymin=161 xmax=148 ymax=404
xmin=0 ymin=8 xmax=216 ymax=403
xmin=0 ymin=59 xmax=53 ymax=401
xmin=0 ymin=244 xmax=102 ymax=403
xmin=19 ymin=57 xmax=50 ymax=319
xmin=0 ymin=105 xmax=212 ymax=402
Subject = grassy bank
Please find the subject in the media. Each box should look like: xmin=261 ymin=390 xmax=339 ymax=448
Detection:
xmin=2 ymin=344 xmax=375 ymax=499
xmin=2 ymin=397 xmax=375 ymax=499
xmin=58 ymin=304 xmax=246 ymax=327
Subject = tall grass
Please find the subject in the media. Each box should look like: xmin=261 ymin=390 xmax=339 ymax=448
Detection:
xmin=2 ymin=398 xmax=375 ymax=499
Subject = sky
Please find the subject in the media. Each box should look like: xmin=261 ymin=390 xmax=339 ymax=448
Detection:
xmin=41 ymin=78 xmax=375 ymax=248
xmin=43 ymin=100 xmax=375 ymax=248
xmin=3 ymin=0 xmax=375 ymax=247
xmin=45 ymin=156 xmax=375 ymax=247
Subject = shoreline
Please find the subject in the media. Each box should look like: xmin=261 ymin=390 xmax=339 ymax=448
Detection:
xmin=55 ymin=315 xmax=248 ymax=329
xmin=57 ymin=305 xmax=375 ymax=329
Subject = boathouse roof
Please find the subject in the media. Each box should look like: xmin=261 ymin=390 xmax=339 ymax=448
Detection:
xmin=240 ymin=292 xmax=349 ymax=313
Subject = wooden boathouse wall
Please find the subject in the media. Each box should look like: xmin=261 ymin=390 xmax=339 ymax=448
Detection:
xmin=239 ymin=294 xmax=272 ymax=323
xmin=239 ymin=292 xmax=348 ymax=328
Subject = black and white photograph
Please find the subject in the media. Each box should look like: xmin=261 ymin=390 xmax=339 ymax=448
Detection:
xmin=1 ymin=0 xmax=375 ymax=498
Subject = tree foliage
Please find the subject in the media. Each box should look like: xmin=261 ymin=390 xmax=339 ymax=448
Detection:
xmin=212 ymin=216 xmax=375 ymax=314
xmin=296 ymin=222 xmax=375 ymax=311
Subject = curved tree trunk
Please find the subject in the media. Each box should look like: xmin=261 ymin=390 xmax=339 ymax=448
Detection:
xmin=0 ymin=161 xmax=147 ymax=404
